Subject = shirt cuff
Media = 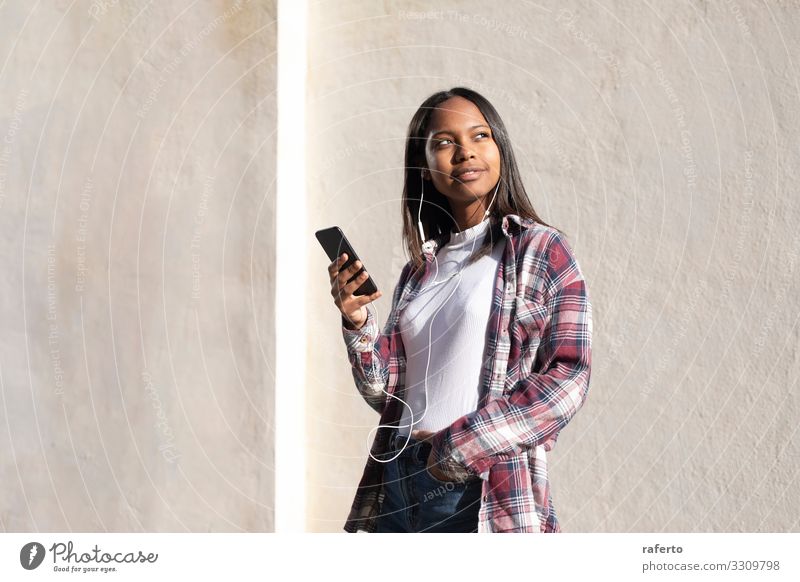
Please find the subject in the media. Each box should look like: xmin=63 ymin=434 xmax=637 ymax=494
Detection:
xmin=428 ymin=428 xmax=484 ymax=482
xmin=341 ymin=308 xmax=378 ymax=352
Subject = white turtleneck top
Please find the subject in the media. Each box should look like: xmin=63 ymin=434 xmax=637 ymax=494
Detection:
xmin=396 ymin=217 xmax=505 ymax=437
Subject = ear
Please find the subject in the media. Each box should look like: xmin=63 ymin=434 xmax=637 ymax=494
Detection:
xmin=421 ymin=168 xmax=430 ymax=180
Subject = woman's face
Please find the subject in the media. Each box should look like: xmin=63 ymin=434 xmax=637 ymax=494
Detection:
xmin=423 ymin=96 xmax=502 ymax=214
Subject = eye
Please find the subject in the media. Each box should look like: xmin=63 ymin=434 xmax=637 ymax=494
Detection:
xmin=433 ymin=132 xmax=489 ymax=148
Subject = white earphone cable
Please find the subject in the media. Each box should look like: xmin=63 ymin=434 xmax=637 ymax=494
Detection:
xmin=367 ymin=169 xmax=501 ymax=463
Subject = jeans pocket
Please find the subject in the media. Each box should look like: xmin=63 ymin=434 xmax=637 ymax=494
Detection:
xmin=421 ymin=464 xmax=468 ymax=488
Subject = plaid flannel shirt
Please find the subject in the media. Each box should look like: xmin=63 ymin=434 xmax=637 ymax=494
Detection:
xmin=341 ymin=213 xmax=592 ymax=533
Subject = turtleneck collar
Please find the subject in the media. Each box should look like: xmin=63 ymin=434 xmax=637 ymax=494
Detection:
xmin=446 ymin=216 xmax=491 ymax=249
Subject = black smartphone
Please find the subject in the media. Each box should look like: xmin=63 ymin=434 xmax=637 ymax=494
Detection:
xmin=315 ymin=226 xmax=378 ymax=296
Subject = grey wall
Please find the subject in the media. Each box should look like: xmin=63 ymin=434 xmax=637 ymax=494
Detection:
xmin=0 ymin=0 xmax=277 ymax=531
xmin=307 ymin=0 xmax=800 ymax=532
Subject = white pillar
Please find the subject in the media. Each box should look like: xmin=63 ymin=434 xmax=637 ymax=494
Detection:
xmin=275 ymin=0 xmax=307 ymax=532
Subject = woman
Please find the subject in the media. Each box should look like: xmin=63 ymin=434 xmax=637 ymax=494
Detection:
xmin=328 ymin=87 xmax=593 ymax=533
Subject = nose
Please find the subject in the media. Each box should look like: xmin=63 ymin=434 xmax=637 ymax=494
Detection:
xmin=453 ymin=142 xmax=476 ymax=163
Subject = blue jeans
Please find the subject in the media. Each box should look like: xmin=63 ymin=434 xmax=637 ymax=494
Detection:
xmin=374 ymin=431 xmax=483 ymax=533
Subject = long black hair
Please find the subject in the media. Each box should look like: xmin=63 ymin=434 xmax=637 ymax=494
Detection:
xmin=402 ymin=86 xmax=560 ymax=269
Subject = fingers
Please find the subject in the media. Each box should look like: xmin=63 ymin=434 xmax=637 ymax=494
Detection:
xmin=411 ymin=429 xmax=435 ymax=442
xmin=328 ymin=253 xmax=363 ymax=286
xmin=333 ymin=284 xmax=381 ymax=311
xmin=327 ymin=253 xmax=348 ymax=282
xmin=332 ymin=258 xmax=365 ymax=293
xmin=328 ymin=252 xmax=382 ymax=315
xmin=354 ymin=290 xmax=382 ymax=306
xmin=333 ymin=268 xmax=372 ymax=303
xmin=341 ymin=265 xmax=369 ymax=294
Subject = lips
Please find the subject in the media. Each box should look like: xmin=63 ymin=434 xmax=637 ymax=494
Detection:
xmin=452 ymin=166 xmax=486 ymax=181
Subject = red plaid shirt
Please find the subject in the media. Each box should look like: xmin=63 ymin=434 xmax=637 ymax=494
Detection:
xmin=341 ymin=213 xmax=593 ymax=533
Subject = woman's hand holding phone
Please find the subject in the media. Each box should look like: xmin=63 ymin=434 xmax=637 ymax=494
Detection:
xmin=329 ymin=252 xmax=382 ymax=330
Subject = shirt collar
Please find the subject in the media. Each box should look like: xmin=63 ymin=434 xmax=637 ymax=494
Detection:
xmin=421 ymin=213 xmax=535 ymax=260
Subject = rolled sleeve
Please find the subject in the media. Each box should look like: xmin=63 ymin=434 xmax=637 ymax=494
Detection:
xmin=341 ymin=307 xmax=379 ymax=353
xmin=340 ymin=260 xmax=416 ymax=415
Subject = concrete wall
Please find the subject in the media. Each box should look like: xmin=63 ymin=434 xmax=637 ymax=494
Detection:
xmin=0 ymin=0 xmax=277 ymax=531
xmin=307 ymin=0 xmax=800 ymax=532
